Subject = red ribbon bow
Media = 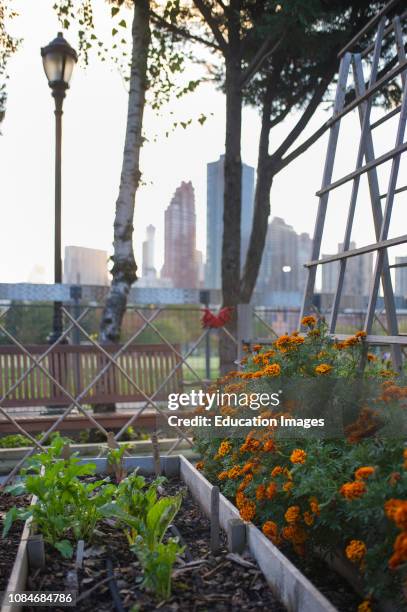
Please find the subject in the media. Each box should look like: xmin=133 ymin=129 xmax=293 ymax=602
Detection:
xmin=201 ymin=307 xmax=233 ymax=329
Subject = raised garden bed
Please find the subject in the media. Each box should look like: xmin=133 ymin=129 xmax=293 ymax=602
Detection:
xmin=1 ymin=455 xmax=340 ymax=612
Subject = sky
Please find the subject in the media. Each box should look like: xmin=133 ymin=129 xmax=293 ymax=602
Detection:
xmin=1 ymin=0 xmax=406 ymax=288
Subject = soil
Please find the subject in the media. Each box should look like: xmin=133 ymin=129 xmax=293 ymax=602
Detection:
xmin=282 ymin=547 xmax=361 ymax=611
xmin=0 ymin=492 xmax=30 ymax=590
xmin=27 ymin=479 xmax=286 ymax=612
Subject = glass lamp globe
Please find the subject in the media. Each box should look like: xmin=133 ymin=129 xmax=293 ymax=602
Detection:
xmin=41 ymin=32 xmax=77 ymax=89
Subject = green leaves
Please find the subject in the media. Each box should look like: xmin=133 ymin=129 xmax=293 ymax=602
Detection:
xmin=54 ymin=539 xmax=74 ymax=558
xmin=145 ymin=495 xmax=182 ymax=549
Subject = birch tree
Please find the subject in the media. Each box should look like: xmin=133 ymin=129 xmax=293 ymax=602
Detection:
xmin=99 ymin=0 xmax=150 ymax=342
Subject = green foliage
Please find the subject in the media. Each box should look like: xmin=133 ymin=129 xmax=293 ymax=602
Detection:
xmin=107 ymin=443 xmax=129 ymax=483
xmin=105 ymin=470 xmax=183 ymax=599
xmin=3 ymin=435 xmax=116 ymax=557
xmin=133 ymin=537 xmax=182 ymax=600
xmin=195 ymin=319 xmax=407 ymax=607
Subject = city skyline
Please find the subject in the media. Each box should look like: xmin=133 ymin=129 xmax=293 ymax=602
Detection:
xmin=4 ymin=2 xmax=407 ymax=289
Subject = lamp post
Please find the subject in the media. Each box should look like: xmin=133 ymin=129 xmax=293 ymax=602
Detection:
xmin=41 ymin=33 xmax=77 ymax=343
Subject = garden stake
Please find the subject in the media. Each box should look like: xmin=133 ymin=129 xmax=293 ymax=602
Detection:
xmin=226 ymin=518 xmax=246 ymax=554
xmin=26 ymin=534 xmax=45 ymax=570
xmin=210 ymin=486 xmax=220 ymax=554
xmin=75 ymin=540 xmax=85 ymax=570
xmin=106 ymin=558 xmax=126 ymax=612
xmin=151 ymin=429 xmax=161 ymax=476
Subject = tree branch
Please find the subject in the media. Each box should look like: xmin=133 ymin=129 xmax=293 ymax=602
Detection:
xmin=150 ymin=10 xmax=222 ymax=51
xmin=275 ymin=120 xmax=330 ymax=174
xmin=193 ymin=0 xmax=228 ymax=53
xmin=271 ymin=68 xmax=335 ymax=161
xmin=240 ymin=33 xmax=285 ymax=89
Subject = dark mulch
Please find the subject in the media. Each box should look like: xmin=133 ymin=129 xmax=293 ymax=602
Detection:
xmin=27 ymin=480 xmax=286 ymax=612
xmin=0 ymin=493 xmax=30 ymax=590
xmin=282 ymin=547 xmax=361 ymax=611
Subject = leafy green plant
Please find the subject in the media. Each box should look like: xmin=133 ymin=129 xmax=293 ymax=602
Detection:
xmin=107 ymin=443 xmax=128 ymax=483
xmin=105 ymin=470 xmax=183 ymax=599
xmin=3 ymin=435 xmax=115 ymax=558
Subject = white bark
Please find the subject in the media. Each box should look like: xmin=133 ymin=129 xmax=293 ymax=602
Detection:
xmin=100 ymin=0 xmax=150 ymax=342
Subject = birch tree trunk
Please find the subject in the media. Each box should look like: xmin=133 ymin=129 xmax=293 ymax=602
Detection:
xmin=100 ymin=0 xmax=150 ymax=343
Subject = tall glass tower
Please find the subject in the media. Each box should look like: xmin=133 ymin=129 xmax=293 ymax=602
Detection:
xmin=205 ymin=155 xmax=254 ymax=288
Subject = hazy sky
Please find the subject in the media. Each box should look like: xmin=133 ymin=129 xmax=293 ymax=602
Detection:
xmin=1 ymin=0 xmax=406 ymax=287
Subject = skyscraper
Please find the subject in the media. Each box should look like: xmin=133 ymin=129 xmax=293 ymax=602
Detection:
xmin=161 ymin=181 xmax=201 ymax=288
xmin=256 ymin=217 xmax=311 ymax=293
xmin=142 ymin=224 xmax=157 ymax=280
xmin=321 ymin=242 xmax=372 ymax=296
xmin=395 ymin=256 xmax=407 ymax=297
xmin=205 ymin=155 xmax=255 ymax=288
xmin=63 ymin=246 xmax=109 ymax=286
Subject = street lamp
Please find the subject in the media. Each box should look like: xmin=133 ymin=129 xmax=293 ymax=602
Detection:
xmin=41 ymin=32 xmax=77 ymax=342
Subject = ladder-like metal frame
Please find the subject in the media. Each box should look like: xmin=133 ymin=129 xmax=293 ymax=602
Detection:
xmin=300 ymin=3 xmax=407 ymax=370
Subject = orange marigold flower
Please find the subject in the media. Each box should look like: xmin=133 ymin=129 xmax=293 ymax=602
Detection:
xmin=196 ymin=461 xmax=204 ymax=471
xmin=239 ymin=500 xmax=256 ymax=522
xmin=263 ymin=363 xmax=281 ymax=377
xmin=256 ymin=484 xmax=267 ymax=501
xmin=394 ymin=503 xmax=407 ymax=530
xmin=315 ymin=363 xmax=332 ymax=375
xmin=385 ymin=498 xmax=403 ymax=521
xmin=240 ymin=433 xmax=261 ymax=453
xmin=217 ymin=440 xmax=232 ymax=457
xmin=301 ymin=315 xmax=316 ymax=328
xmin=238 ymin=473 xmax=253 ymax=492
xmin=290 ymin=449 xmax=307 ymax=464
xmin=309 ymin=497 xmax=320 ymax=515
xmin=389 ymin=472 xmax=401 ymax=486
xmin=252 ymin=344 xmax=262 ymax=352
xmin=291 ymin=525 xmax=307 ymax=545
xmin=343 ymin=336 xmax=358 ymax=347
xmin=389 ymin=531 xmax=407 ymax=569
xmin=240 ymin=357 xmax=248 ymax=365
xmin=253 ymin=355 xmax=263 ymax=365
xmin=380 ymin=369 xmax=396 ymax=378
xmin=236 ymin=492 xmax=246 ymax=510
xmin=228 ymin=466 xmax=242 ymax=480
xmin=266 ymin=482 xmax=278 ymax=499
xmin=275 ymin=334 xmax=291 ymax=348
xmin=285 ymin=505 xmax=301 ymax=523
xmin=263 ymin=439 xmax=276 ymax=453
xmin=217 ymin=471 xmax=228 ymax=481
xmin=271 ymin=466 xmax=284 ymax=478
xmin=262 ymin=520 xmax=279 ymax=543
xmin=303 ymin=511 xmax=314 ymax=526
xmin=367 ymin=353 xmax=377 ymax=362
xmin=354 ymin=466 xmax=375 ymax=481
xmin=358 ymin=600 xmax=372 ymax=612
xmin=355 ymin=331 xmax=367 ymax=338
xmin=282 ymin=525 xmax=296 ymax=541
xmin=340 ymin=481 xmax=366 ymax=500
xmin=283 ymin=481 xmax=294 ymax=493
xmin=345 ymin=540 xmax=366 ymax=564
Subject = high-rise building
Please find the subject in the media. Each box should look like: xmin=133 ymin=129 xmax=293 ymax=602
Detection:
xmin=63 ymin=246 xmax=109 ymax=286
xmin=161 ymin=181 xmax=201 ymax=288
xmin=205 ymin=155 xmax=254 ymax=288
xmin=321 ymin=242 xmax=372 ymax=297
xmin=142 ymin=224 xmax=157 ymax=280
xmin=297 ymin=232 xmax=312 ymax=293
xmin=256 ymin=218 xmax=311 ymax=293
xmin=395 ymin=256 xmax=407 ymax=297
